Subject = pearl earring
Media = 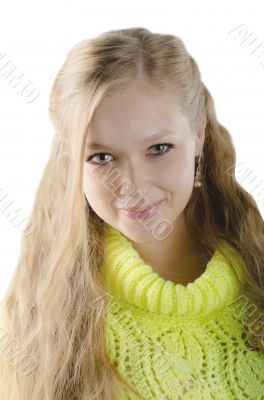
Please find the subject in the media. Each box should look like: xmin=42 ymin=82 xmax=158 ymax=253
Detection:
xmin=194 ymin=151 xmax=203 ymax=188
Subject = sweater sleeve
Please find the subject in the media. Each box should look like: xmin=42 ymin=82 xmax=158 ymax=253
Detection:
xmin=0 ymin=301 xmax=13 ymax=400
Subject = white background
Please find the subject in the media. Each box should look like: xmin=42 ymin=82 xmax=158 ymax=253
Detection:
xmin=0 ymin=0 xmax=263 ymax=299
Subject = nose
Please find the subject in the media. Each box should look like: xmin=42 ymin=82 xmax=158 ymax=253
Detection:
xmin=115 ymin=164 xmax=151 ymax=208
xmin=117 ymin=179 xmax=148 ymax=209
xmin=116 ymin=160 xmax=148 ymax=194
xmin=119 ymin=180 xmax=134 ymax=196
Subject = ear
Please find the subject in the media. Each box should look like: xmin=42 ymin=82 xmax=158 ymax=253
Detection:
xmin=195 ymin=116 xmax=206 ymax=157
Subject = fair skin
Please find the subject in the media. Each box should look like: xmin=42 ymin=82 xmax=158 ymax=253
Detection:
xmin=83 ymin=82 xmax=210 ymax=285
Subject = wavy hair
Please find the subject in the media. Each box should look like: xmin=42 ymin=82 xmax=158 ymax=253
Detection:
xmin=1 ymin=27 xmax=263 ymax=399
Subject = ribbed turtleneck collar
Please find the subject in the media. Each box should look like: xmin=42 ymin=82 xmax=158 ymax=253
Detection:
xmin=101 ymin=225 xmax=246 ymax=317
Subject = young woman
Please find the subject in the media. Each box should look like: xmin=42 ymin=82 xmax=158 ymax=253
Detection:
xmin=0 ymin=27 xmax=263 ymax=400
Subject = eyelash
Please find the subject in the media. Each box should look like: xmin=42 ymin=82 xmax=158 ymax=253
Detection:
xmin=85 ymin=143 xmax=175 ymax=166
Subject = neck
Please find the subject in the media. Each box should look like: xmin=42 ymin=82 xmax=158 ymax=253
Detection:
xmin=129 ymin=213 xmax=207 ymax=285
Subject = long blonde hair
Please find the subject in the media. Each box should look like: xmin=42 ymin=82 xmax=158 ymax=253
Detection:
xmin=1 ymin=27 xmax=263 ymax=399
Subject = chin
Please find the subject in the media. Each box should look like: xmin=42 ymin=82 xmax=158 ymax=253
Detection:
xmin=120 ymin=220 xmax=170 ymax=243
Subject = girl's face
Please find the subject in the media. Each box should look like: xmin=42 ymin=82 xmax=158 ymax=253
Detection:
xmin=83 ymin=83 xmax=204 ymax=242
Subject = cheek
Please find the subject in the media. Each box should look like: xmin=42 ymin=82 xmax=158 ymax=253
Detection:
xmin=161 ymin=154 xmax=194 ymax=189
xmin=83 ymin=169 xmax=107 ymax=200
xmin=83 ymin=166 xmax=119 ymax=217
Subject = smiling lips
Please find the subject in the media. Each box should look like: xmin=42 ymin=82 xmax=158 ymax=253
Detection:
xmin=121 ymin=200 xmax=164 ymax=220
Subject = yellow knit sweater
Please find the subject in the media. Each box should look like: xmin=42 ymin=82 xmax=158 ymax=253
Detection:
xmin=101 ymin=224 xmax=264 ymax=399
xmin=0 ymin=225 xmax=263 ymax=399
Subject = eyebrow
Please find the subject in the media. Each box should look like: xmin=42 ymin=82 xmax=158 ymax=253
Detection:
xmin=85 ymin=130 xmax=176 ymax=150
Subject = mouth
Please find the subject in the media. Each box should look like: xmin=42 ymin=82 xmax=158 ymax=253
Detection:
xmin=123 ymin=199 xmax=162 ymax=212
xmin=121 ymin=199 xmax=164 ymax=220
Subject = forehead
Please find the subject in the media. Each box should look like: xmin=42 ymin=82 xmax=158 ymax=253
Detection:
xmin=85 ymin=85 xmax=191 ymax=148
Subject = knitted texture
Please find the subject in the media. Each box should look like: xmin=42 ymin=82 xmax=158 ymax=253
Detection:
xmin=101 ymin=224 xmax=264 ymax=400
xmin=0 ymin=226 xmax=263 ymax=400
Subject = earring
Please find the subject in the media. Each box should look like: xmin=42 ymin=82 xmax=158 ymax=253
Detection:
xmin=194 ymin=151 xmax=203 ymax=188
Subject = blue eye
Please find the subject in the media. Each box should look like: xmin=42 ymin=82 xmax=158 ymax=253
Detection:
xmin=85 ymin=143 xmax=175 ymax=166
xmin=148 ymin=143 xmax=175 ymax=156
xmin=86 ymin=152 xmax=113 ymax=165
